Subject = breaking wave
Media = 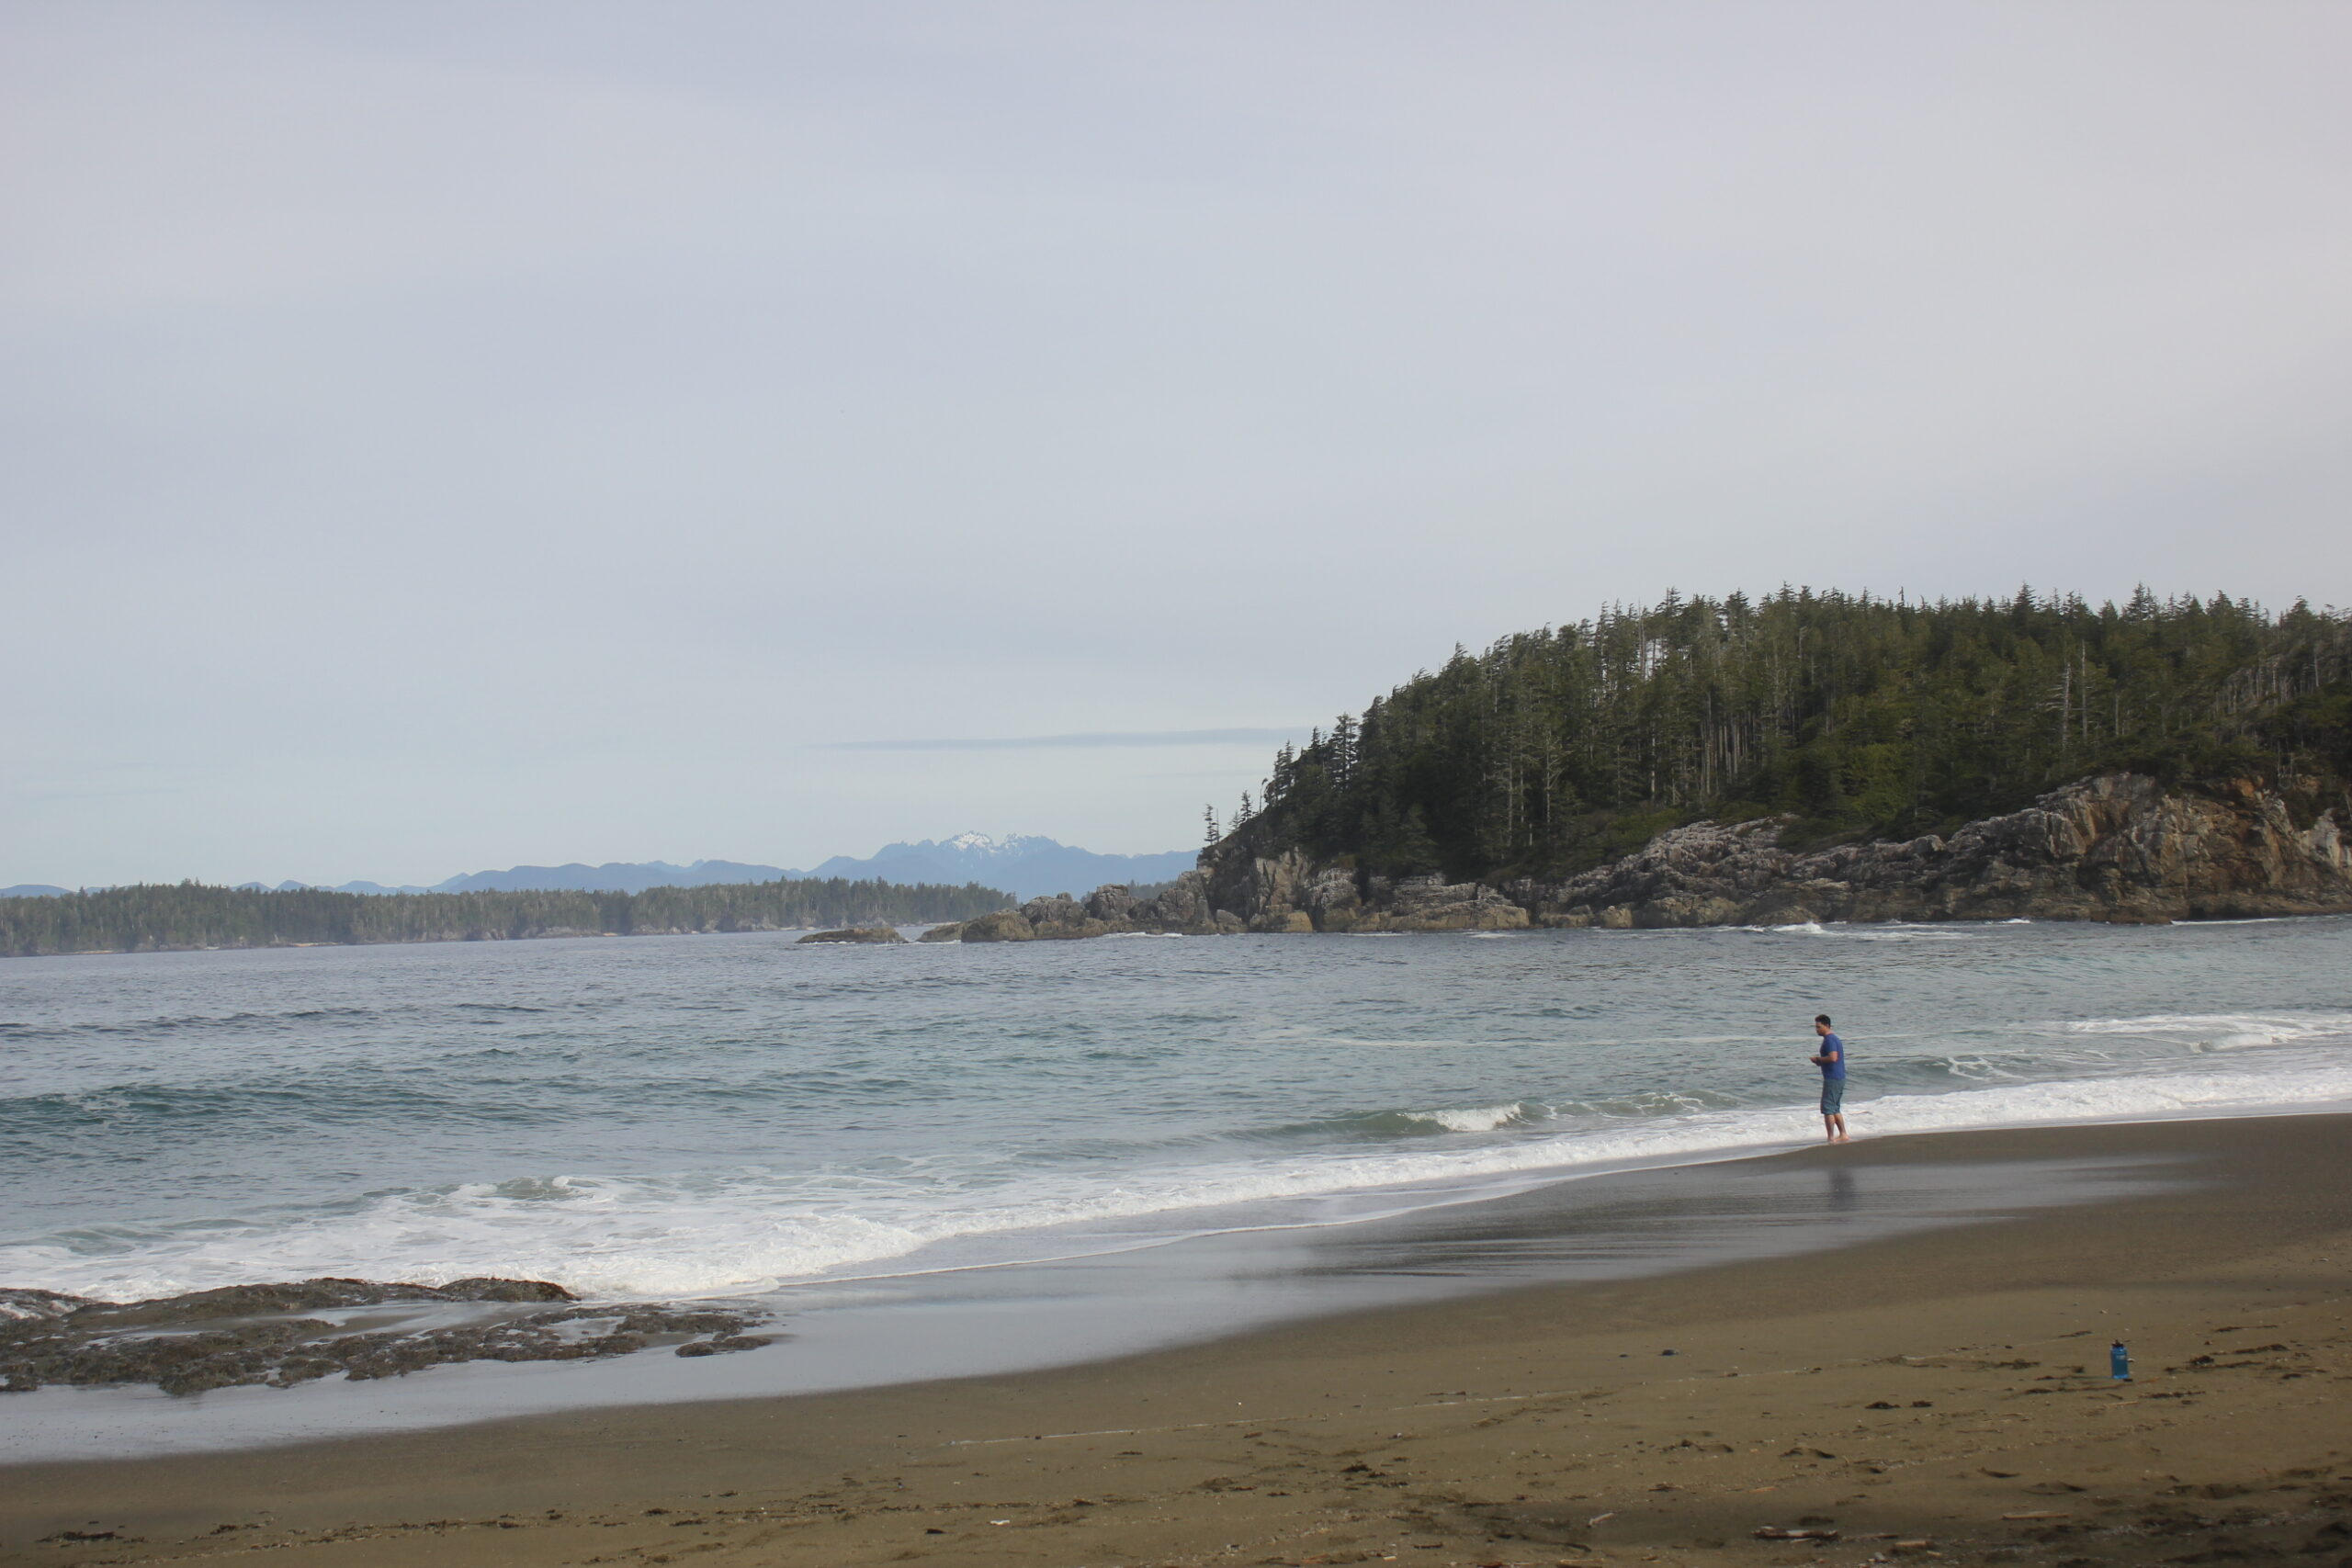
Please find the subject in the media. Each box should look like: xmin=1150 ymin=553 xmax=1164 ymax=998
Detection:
xmin=6 ymin=916 xmax=2349 ymax=1306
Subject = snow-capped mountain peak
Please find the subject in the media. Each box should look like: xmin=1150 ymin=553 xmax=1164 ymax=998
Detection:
xmin=936 ymin=831 xmax=1047 ymax=860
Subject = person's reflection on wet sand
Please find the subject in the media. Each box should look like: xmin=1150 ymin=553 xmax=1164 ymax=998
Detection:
xmin=1826 ymin=1165 xmax=1859 ymax=1214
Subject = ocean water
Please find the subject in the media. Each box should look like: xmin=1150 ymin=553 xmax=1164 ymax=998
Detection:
xmin=5 ymin=918 xmax=2350 ymax=1307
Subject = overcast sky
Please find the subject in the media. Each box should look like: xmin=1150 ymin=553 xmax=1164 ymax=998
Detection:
xmin=6 ymin=1 xmax=2348 ymax=886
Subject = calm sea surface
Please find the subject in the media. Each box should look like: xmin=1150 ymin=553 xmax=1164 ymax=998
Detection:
xmin=6 ymin=919 xmax=2350 ymax=1305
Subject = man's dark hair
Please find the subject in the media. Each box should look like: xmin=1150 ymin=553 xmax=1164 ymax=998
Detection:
xmin=1815 ymin=1013 xmax=1833 ymax=1027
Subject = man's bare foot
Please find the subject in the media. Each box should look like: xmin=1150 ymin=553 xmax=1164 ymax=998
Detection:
xmin=1830 ymin=1134 xmax=1852 ymax=1144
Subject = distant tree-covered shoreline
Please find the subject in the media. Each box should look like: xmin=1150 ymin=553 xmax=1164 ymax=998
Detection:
xmin=0 ymin=878 xmax=1012 ymax=958
xmin=1224 ymin=588 xmax=2352 ymax=884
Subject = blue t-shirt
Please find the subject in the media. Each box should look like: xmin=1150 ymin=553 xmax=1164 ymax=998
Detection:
xmin=1818 ymin=1032 xmax=1847 ymax=1079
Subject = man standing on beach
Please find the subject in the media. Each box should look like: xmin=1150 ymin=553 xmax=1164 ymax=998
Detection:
xmin=1811 ymin=1014 xmax=1849 ymax=1144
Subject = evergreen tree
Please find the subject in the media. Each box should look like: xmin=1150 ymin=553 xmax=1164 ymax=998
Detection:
xmin=1225 ymin=588 xmax=2351 ymax=883
xmin=0 ymin=878 xmax=1013 ymax=959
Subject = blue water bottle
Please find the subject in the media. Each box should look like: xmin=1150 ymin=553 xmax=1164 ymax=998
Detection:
xmin=2110 ymin=1341 xmax=2131 ymax=1381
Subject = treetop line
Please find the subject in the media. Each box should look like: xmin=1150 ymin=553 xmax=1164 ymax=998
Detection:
xmin=1208 ymin=587 xmax=2351 ymax=883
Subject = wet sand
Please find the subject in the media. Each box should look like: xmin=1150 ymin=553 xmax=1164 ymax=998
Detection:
xmin=5 ymin=1113 xmax=2348 ymax=1567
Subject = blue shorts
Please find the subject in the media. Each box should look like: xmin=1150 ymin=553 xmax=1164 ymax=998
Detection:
xmin=1820 ymin=1078 xmax=1847 ymax=1115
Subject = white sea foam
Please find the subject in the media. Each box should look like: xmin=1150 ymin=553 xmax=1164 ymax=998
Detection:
xmin=14 ymin=1058 xmax=2349 ymax=1305
xmin=2061 ymin=1011 xmax=2352 ymax=1049
xmin=1837 ymin=929 xmax=1983 ymax=942
xmin=1742 ymin=919 xmax=1984 ymax=942
xmin=1398 ymin=1103 xmax=1527 ymax=1133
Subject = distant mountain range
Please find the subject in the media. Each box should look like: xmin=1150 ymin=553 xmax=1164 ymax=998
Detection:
xmin=6 ymin=835 xmax=1199 ymax=906
xmin=802 ymin=833 xmax=1196 ymax=900
xmin=424 ymin=860 xmax=802 ymax=896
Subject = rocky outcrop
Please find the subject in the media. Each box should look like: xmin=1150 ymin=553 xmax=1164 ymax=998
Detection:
xmin=1516 ymin=774 xmax=2352 ymax=927
xmin=1184 ymin=848 xmax=1530 ymax=932
xmin=925 ymin=878 xmax=1243 ymax=941
xmin=797 ymin=925 xmax=908 ymax=943
xmin=1359 ymin=875 xmax=1531 ymax=931
xmin=920 ymin=774 xmax=2351 ymax=942
xmin=0 ymin=1277 xmax=777 ymax=1396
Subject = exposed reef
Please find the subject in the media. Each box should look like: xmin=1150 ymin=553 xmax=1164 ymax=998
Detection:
xmin=0 ymin=1277 xmax=777 ymax=1396
xmin=920 ymin=774 xmax=2352 ymax=941
xmin=797 ymin=925 xmax=909 ymax=943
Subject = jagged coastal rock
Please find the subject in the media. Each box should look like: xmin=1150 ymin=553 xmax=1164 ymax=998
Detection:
xmin=1515 ymin=773 xmax=2351 ymax=927
xmin=920 ymin=775 xmax=2351 ymax=940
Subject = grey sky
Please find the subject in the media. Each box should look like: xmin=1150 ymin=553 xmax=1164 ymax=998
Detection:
xmin=6 ymin=2 xmax=2347 ymax=886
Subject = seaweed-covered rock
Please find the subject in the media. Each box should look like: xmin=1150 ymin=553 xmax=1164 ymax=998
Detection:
xmin=674 ymin=1333 xmax=776 ymax=1357
xmin=0 ymin=1289 xmax=92 ymax=1322
xmin=441 ymin=1276 xmax=576 ymax=1302
xmin=74 ymin=1275 xmax=571 ymax=1328
xmin=0 ymin=1277 xmax=777 ymax=1396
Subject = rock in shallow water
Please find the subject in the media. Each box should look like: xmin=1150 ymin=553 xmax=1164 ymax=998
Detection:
xmin=0 ymin=1276 xmax=780 ymax=1396
xmin=797 ymin=925 xmax=908 ymax=943
xmin=673 ymin=1333 xmax=776 ymax=1357
xmin=0 ymin=1288 xmax=93 ymax=1322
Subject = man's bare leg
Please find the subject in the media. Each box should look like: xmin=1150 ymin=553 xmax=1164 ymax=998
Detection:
xmin=1826 ymin=1112 xmax=1849 ymax=1144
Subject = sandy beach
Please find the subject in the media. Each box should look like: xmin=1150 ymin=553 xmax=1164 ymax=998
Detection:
xmin=5 ymin=1112 xmax=2347 ymax=1568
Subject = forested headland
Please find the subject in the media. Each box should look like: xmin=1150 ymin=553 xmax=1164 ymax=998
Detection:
xmin=0 ymin=878 xmax=1012 ymax=959
xmin=1223 ymin=589 xmax=2352 ymax=884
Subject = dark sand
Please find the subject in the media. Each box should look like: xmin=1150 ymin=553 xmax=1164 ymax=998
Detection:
xmin=5 ymin=1114 xmax=2348 ymax=1567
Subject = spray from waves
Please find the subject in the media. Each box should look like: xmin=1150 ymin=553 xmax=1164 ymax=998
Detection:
xmin=14 ymin=1060 xmax=2352 ymax=1306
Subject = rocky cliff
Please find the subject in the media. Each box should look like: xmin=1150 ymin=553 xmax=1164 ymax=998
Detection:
xmin=1514 ymin=773 xmax=2351 ymax=927
xmin=920 ymin=775 xmax=2352 ymax=940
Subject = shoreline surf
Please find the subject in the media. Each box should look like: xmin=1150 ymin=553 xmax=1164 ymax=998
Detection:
xmin=4 ymin=1111 xmax=2347 ymax=1568
xmin=0 ymin=1104 xmax=2324 ymax=1461
xmin=9 ymin=1036 xmax=2349 ymax=1308
xmin=6 ymin=916 xmax=2347 ymax=1467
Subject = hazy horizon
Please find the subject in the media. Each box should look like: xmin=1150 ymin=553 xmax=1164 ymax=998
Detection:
xmin=7 ymin=2 xmax=2348 ymax=887
xmin=3 ymin=829 xmax=1204 ymax=897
